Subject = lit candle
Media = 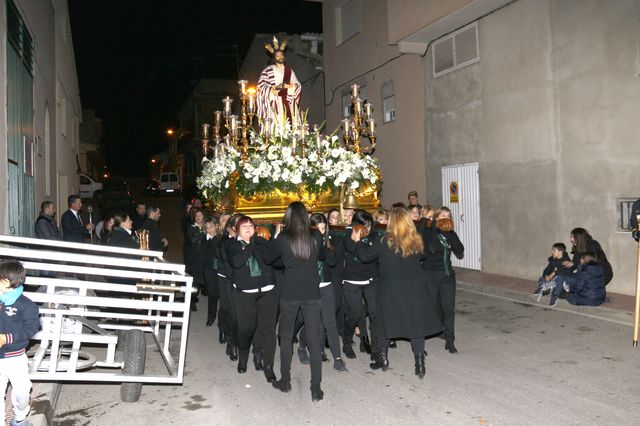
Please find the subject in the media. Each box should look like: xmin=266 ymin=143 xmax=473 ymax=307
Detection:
xmin=214 ymin=111 xmax=223 ymax=126
xmin=224 ymin=134 xmax=231 ymax=146
xmin=364 ymin=102 xmax=372 ymax=118
xmin=342 ymin=118 xmax=351 ymax=135
xmin=222 ymin=97 xmax=233 ymax=117
xmin=368 ymin=117 xmax=376 ymax=135
xmin=238 ymin=80 xmax=248 ymax=96
xmin=301 ymin=123 xmax=308 ymax=140
xmin=354 ymin=98 xmax=362 ymax=115
xmin=247 ymin=91 xmax=256 ymax=115
xmin=229 ymin=115 xmax=238 ymax=131
xmin=351 ymin=83 xmax=359 ymax=99
xmin=201 ymin=123 xmax=210 ymax=139
xmin=262 ymin=117 xmax=272 ymax=138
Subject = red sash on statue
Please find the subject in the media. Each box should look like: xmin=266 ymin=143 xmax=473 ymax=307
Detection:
xmin=277 ymin=66 xmax=293 ymax=123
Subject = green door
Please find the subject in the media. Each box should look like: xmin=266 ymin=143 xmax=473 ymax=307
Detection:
xmin=6 ymin=0 xmax=35 ymax=236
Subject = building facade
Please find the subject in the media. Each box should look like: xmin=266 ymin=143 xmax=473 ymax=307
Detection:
xmin=0 ymin=0 xmax=81 ymax=236
xmin=322 ymin=0 xmax=640 ymax=295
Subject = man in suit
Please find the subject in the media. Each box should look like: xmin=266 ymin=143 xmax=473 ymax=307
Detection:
xmin=141 ymin=205 xmax=168 ymax=252
xmin=61 ymin=195 xmax=94 ymax=243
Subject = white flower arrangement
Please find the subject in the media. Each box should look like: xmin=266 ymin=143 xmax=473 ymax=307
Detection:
xmin=197 ymin=118 xmax=380 ymax=201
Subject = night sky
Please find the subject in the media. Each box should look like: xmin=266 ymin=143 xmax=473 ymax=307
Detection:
xmin=69 ymin=0 xmax=322 ymax=177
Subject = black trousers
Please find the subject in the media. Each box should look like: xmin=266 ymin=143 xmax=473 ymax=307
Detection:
xmin=342 ymin=281 xmax=378 ymax=352
xmin=426 ymin=271 xmax=456 ymax=342
xmin=204 ymin=269 xmax=221 ymax=324
xmin=234 ymin=288 xmax=278 ymax=366
xmin=279 ymin=298 xmax=323 ymax=385
xmin=299 ymin=284 xmax=342 ymax=360
xmin=218 ymin=274 xmax=237 ymax=344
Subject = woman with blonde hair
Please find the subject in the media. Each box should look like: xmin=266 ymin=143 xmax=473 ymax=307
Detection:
xmin=350 ymin=207 xmax=442 ymax=379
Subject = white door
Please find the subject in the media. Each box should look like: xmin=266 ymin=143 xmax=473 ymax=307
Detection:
xmin=441 ymin=163 xmax=481 ymax=270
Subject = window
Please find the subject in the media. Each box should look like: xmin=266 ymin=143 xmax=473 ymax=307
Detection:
xmin=80 ymin=175 xmax=90 ymax=185
xmin=381 ymin=80 xmax=396 ymax=123
xmin=7 ymin=0 xmax=34 ymax=75
xmin=335 ymin=0 xmax=362 ymax=46
xmin=618 ymin=198 xmax=638 ymax=231
xmin=433 ymin=22 xmax=479 ymax=78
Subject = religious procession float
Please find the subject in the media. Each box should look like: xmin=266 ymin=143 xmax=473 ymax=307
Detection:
xmin=197 ymin=37 xmax=381 ymax=221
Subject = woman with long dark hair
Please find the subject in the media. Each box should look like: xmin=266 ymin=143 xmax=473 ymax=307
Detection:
xmin=227 ymin=215 xmax=278 ymax=383
xmin=264 ymin=202 xmax=326 ymax=401
xmin=350 ymin=207 xmax=442 ymax=378
xmin=564 ymin=227 xmax=613 ymax=285
xmin=296 ymin=213 xmax=348 ymax=373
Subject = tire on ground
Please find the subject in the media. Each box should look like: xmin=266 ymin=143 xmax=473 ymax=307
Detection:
xmin=120 ymin=329 xmax=146 ymax=402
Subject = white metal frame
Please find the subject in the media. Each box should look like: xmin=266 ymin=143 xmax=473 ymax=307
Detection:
xmin=0 ymin=235 xmax=192 ymax=384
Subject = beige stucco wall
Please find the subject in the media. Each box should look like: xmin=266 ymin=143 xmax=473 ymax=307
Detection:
xmin=425 ymin=0 xmax=640 ymax=295
xmin=386 ymin=0 xmax=474 ymax=44
xmin=323 ymin=0 xmax=427 ymax=206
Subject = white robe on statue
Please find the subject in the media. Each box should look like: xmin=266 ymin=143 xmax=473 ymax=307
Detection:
xmin=257 ymin=64 xmax=301 ymax=126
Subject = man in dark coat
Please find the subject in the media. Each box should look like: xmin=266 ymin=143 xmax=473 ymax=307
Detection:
xmin=35 ymin=201 xmax=61 ymax=241
xmin=630 ymin=198 xmax=640 ymax=242
xmin=141 ymin=205 xmax=167 ymax=252
xmin=131 ymin=202 xmax=146 ymax=231
xmin=61 ymin=195 xmax=94 ymax=243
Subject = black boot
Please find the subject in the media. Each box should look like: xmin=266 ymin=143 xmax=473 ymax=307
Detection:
xmin=369 ymin=351 xmax=389 ymax=371
xmin=253 ymin=350 xmax=264 ymax=371
xmin=206 ymin=316 xmax=214 ymax=327
xmin=389 ymin=340 xmax=397 ymax=348
xmin=219 ymin=330 xmax=226 ymax=344
xmin=229 ymin=343 xmax=238 ymax=361
xmin=445 ymin=341 xmax=458 ymax=354
xmin=414 ymin=352 xmax=425 ymax=379
xmin=310 ymin=382 xmax=324 ymax=402
xmin=360 ymin=336 xmax=372 ymax=354
xmin=272 ymin=379 xmax=292 ymax=393
xmin=237 ymin=351 xmax=249 ymax=374
xmin=343 ymin=341 xmax=356 ymax=359
xmin=263 ymin=365 xmax=276 ymax=383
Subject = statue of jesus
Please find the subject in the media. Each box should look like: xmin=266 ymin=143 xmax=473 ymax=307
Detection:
xmin=257 ymin=37 xmax=301 ymax=126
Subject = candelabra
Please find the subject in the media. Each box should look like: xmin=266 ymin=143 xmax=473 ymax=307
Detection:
xmin=341 ymin=83 xmax=377 ymax=155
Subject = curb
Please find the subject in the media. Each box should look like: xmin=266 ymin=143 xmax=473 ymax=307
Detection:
xmin=457 ymin=280 xmax=635 ymax=327
xmin=29 ymin=382 xmax=61 ymax=426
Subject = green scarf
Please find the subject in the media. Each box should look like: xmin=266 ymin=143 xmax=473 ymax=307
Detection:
xmin=240 ymin=240 xmax=263 ymax=277
xmin=317 ymin=261 xmax=326 ymax=282
xmin=437 ymin=233 xmax=454 ymax=277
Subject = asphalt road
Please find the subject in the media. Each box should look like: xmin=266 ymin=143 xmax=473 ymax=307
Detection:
xmin=52 ymin=196 xmax=640 ymax=425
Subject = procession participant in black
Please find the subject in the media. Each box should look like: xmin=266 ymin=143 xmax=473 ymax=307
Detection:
xmin=422 ymin=208 xmax=464 ymax=353
xmin=327 ymin=209 xmax=347 ymax=340
xmin=341 ymin=210 xmax=380 ymax=360
xmin=297 ymin=213 xmax=348 ymax=373
xmin=227 ymin=215 xmax=278 ymax=383
xmin=217 ymin=214 xmax=242 ymax=360
xmin=184 ymin=207 xmax=207 ymax=311
xmin=202 ymin=217 xmax=222 ymax=327
xmin=264 ymin=202 xmax=326 ymax=401
xmin=350 ymin=207 xmax=442 ymax=378
xmin=61 ymin=195 xmax=94 ymax=243
xmin=106 ymin=213 xmax=138 ymax=250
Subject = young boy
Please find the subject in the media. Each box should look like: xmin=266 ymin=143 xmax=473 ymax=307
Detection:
xmin=0 ymin=260 xmax=40 ymax=426
xmin=534 ymin=243 xmax=572 ymax=302
xmin=551 ymin=252 xmax=605 ymax=307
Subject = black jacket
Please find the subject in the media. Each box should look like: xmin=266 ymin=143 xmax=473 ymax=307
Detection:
xmin=567 ymin=262 xmax=606 ymax=306
xmin=343 ymin=228 xmax=380 ymax=282
xmin=421 ymin=222 xmax=464 ymax=275
xmin=571 ymin=240 xmax=613 ymax=285
xmin=35 ymin=214 xmax=61 ymax=240
xmin=0 ymin=293 xmax=40 ymax=359
xmin=542 ymin=253 xmax=572 ymax=277
xmin=227 ymin=236 xmax=274 ymax=291
xmin=107 ymin=227 xmax=139 ymax=250
xmin=141 ymin=218 xmax=164 ymax=252
xmin=61 ymin=209 xmax=89 ymax=243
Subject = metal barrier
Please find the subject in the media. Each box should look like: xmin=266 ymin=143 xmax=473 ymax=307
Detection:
xmin=0 ymin=235 xmax=193 ymax=401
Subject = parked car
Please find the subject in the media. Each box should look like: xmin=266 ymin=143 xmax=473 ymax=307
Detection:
xmin=159 ymin=172 xmax=181 ymax=194
xmin=79 ymin=174 xmax=103 ymax=199
xmin=144 ymin=179 xmax=160 ymax=196
xmin=97 ymin=178 xmax=134 ymax=216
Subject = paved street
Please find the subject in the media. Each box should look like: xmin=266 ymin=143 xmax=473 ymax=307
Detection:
xmin=51 ymin=196 xmax=640 ymax=425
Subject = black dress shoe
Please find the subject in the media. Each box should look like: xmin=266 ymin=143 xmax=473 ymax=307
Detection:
xmin=205 ymin=319 xmax=213 ymax=327
xmin=190 ymin=302 xmax=197 ymax=312
xmin=226 ymin=342 xmax=232 ymax=356
xmin=263 ymin=365 xmax=276 ymax=383
xmin=321 ymin=352 xmax=329 ymax=362
xmin=343 ymin=343 xmax=356 ymax=359
xmin=310 ymin=383 xmax=324 ymax=402
xmin=389 ymin=340 xmax=397 ymax=348
xmin=361 ymin=336 xmax=372 ymax=354
xmin=272 ymin=379 xmax=291 ymax=393
xmin=219 ymin=330 xmax=226 ymax=344
xmin=237 ymin=359 xmax=247 ymax=373
xmin=297 ymin=347 xmax=310 ymax=365
xmin=414 ymin=352 xmax=425 ymax=379
xmin=369 ymin=352 xmax=389 ymax=371
xmin=229 ymin=345 xmax=238 ymax=361
xmin=253 ymin=351 xmax=264 ymax=371
xmin=200 ymin=286 xmax=208 ymax=297
xmin=445 ymin=341 xmax=458 ymax=354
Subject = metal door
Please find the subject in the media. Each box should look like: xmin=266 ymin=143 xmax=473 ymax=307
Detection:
xmin=441 ymin=163 xmax=481 ymax=270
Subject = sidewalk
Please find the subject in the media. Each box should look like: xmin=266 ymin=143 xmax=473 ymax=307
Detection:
xmin=455 ymin=268 xmax=636 ymax=327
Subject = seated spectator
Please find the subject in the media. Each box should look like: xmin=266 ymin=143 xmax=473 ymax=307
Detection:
xmin=551 ymin=252 xmax=605 ymax=307
xmin=562 ymin=227 xmax=613 ymax=285
xmin=533 ymin=242 xmax=572 ymax=301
